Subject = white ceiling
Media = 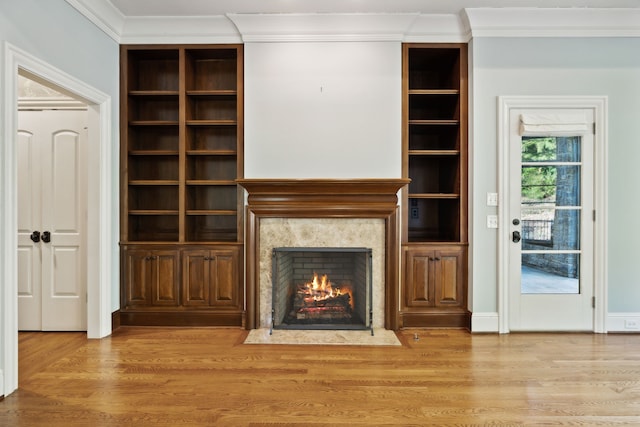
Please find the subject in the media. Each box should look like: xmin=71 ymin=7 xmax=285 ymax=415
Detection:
xmin=108 ymin=0 xmax=639 ymax=16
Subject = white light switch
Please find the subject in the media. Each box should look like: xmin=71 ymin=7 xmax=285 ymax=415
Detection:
xmin=487 ymin=215 xmax=498 ymax=229
xmin=487 ymin=192 xmax=498 ymax=206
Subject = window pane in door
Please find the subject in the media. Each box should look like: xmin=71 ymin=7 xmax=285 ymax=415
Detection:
xmin=521 ymin=136 xmax=581 ymax=162
xmin=521 ymin=254 xmax=580 ymax=294
xmin=520 ymin=136 xmax=582 ymax=295
xmin=521 ymin=207 xmax=580 ymax=250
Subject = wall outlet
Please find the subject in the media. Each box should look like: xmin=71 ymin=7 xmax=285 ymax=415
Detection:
xmin=411 ymin=207 xmax=419 ymax=219
xmin=624 ymin=319 xmax=640 ymax=329
xmin=487 ymin=215 xmax=498 ymax=229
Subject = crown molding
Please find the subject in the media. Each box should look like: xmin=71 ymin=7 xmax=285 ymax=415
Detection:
xmin=65 ymin=1 xmax=640 ymax=43
xmin=403 ymin=14 xmax=471 ymax=43
xmin=120 ymin=16 xmax=242 ymax=44
xmin=227 ymin=13 xmax=420 ymax=43
xmin=64 ymin=0 xmax=124 ymax=42
xmin=465 ymin=8 xmax=640 ymax=38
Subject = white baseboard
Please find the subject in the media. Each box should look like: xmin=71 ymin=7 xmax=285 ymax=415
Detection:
xmin=471 ymin=312 xmax=640 ymax=333
xmin=471 ymin=312 xmax=500 ymax=333
xmin=607 ymin=313 xmax=640 ymax=332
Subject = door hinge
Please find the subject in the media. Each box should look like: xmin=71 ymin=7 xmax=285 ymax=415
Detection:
xmin=592 ymin=296 xmax=596 ymax=308
xmin=593 ymin=210 xmax=596 ymax=221
xmin=593 ymin=122 xmax=596 ymax=134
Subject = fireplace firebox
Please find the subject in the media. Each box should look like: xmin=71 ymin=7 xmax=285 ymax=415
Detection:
xmin=271 ymin=247 xmax=373 ymax=334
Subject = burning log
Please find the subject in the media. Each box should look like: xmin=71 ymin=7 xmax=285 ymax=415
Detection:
xmin=296 ymin=306 xmax=352 ymax=320
xmin=287 ymin=272 xmax=355 ymax=323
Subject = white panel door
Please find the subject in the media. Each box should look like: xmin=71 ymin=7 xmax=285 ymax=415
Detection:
xmin=18 ymin=109 xmax=87 ymax=331
xmin=17 ymin=128 xmax=42 ymax=330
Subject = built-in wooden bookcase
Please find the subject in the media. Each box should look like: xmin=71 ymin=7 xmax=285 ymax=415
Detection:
xmin=184 ymin=48 xmax=241 ymax=243
xmin=120 ymin=45 xmax=244 ymax=327
xmin=401 ymin=43 xmax=470 ymax=329
xmin=124 ymin=49 xmax=180 ymax=242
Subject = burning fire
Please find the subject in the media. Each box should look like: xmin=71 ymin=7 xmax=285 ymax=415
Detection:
xmin=301 ymin=272 xmax=353 ymax=308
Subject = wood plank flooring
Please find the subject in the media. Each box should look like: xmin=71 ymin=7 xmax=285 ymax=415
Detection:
xmin=2 ymin=327 xmax=640 ymax=426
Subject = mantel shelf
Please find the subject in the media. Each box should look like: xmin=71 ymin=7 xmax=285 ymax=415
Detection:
xmin=237 ymin=178 xmax=410 ymax=197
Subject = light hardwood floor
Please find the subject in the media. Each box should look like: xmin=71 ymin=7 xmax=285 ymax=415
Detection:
xmin=2 ymin=327 xmax=640 ymax=426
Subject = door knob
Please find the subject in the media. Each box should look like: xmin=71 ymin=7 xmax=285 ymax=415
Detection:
xmin=30 ymin=230 xmax=41 ymax=243
xmin=42 ymin=231 xmax=51 ymax=243
xmin=512 ymin=230 xmax=521 ymax=243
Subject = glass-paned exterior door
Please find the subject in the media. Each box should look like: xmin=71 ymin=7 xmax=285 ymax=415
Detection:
xmin=508 ymin=107 xmax=594 ymax=331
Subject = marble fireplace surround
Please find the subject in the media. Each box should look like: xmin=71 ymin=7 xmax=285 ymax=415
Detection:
xmin=238 ymin=179 xmax=410 ymax=331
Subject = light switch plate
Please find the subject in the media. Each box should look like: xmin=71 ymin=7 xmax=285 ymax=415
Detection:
xmin=487 ymin=192 xmax=498 ymax=206
xmin=487 ymin=215 xmax=498 ymax=229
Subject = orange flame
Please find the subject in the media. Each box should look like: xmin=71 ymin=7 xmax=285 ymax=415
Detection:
xmin=303 ymin=272 xmax=353 ymax=308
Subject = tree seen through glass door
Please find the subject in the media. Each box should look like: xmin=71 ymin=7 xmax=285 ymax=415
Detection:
xmin=521 ymin=136 xmax=581 ymax=294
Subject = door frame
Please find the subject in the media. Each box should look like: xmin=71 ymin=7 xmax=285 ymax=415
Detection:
xmin=2 ymin=42 xmax=113 ymax=396
xmin=497 ymin=96 xmax=608 ymax=334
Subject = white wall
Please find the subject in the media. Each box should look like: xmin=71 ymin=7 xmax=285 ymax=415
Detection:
xmin=471 ymin=37 xmax=640 ymax=316
xmin=244 ymin=42 xmax=402 ymax=178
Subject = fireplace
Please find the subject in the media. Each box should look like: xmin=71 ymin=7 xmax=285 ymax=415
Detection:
xmin=271 ymin=247 xmax=372 ymax=333
xmin=238 ymin=179 xmax=410 ymax=331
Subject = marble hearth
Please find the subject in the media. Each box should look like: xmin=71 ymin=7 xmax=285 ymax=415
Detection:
xmin=238 ymin=179 xmax=410 ymax=331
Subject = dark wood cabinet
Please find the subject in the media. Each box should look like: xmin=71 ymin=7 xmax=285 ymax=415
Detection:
xmin=119 ymin=44 xmax=244 ymax=327
xmin=122 ymin=248 xmax=180 ymax=308
xmin=183 ymin=247 xmax=241 ymax=308
xmin=402 ymin=246 xmax=466 ymax=322
xmin=401 ymin=43 xmax=470 ymax=328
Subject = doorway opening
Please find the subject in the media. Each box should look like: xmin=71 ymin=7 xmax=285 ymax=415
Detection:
xmin=17 ymin=73 xmax=88 ymax=332
xmin=2 ymin=43 xmax=113 ymax=397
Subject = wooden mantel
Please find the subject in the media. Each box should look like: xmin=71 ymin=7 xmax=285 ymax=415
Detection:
xmin=238 ymin=178 xmax=410 ymax=212
xmin=238 ymin=178 xmax=410 ymax=330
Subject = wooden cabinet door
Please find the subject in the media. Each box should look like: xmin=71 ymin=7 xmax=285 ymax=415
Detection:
xmin=123 ymin=249 xmax=152 ymax=308
xmin=403 ymin=246 xmax=466 ymax=309
xmin=150 ymin=250 xmax=180 ymax=306
xmin=183 ymin=247 xmax=240 ymax=308
xmin=210 ymin=250 xmax=238 ymax=307
xmin=404 ymin=250 xmax=436 ymax=308
xmin=123 ymin=248 xmax=179 ymax=308
xmin=433 ymin=248 xmax=465 ymax=308
xmin=183 ymin=249 xmax=210 ymax=306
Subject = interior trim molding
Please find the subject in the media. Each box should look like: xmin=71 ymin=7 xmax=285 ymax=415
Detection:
xmin=66 ymin=2 xmax=640 ymax=43
xmin=228 ymin=13 xmax=421 ymax=43
xmin=64 ymin=0 xmax=124 ymax=42
xmin=471 ymin=312 xmax=500 ymax=333
xmin=18 ymin=98 xmax=87 ymax=110
xmin=465 ymin=8 xmax=640 ymax=38
xmin=607 ymin=313 xmax=640 ymax=333
xmin=403 ymin=14 xmax=471 ymax=43
xmin=120 ymin=16 xmax=242 ymax=45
